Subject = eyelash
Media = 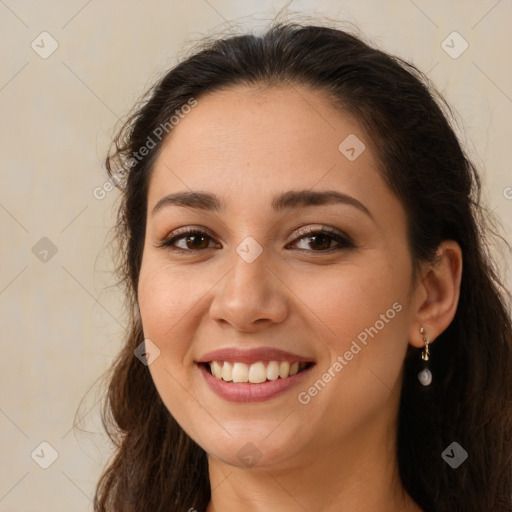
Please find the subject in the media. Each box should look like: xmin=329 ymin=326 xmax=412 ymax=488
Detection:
xmin=156 ymin=226 xmax=355 ymax=254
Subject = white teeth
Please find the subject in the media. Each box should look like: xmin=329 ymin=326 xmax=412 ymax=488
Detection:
xmin=222 ymin=361 xmax=233 ymax=381
xmin=232 ymin=362 xmax=249 ymax=383
xmin=208 ymin=360 xmax=309 ymax=383
xmin=266 ymin=361 xmax=280 ymax=380
xmin=279 ymin=361 xmax=290 ymax=379
xmin=211 ymin=361 xmax=223 ymax=379
xmin=248 ymin=361 xmax=267 ymax=383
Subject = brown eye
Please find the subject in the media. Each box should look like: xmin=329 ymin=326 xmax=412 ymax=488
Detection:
xmin=158 ymin=229 xmax=218 ymax=252
xmin=182 ymin=233 xmax=211 ymax=250
xmin=304 ymin=233 xmax=333 ymax=251
xmin=290 ymin=228 xmax=354 ymax=252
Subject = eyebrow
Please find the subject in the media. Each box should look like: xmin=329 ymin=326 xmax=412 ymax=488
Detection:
xmin=151 ymin=190 xmax=373 ymax=219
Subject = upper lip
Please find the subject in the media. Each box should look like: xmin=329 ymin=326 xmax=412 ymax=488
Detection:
xmin=197 ymin=347 xmax=314 ymax=365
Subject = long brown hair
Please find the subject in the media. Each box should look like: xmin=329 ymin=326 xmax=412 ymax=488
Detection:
xmin=89 ymin=20 xmax=512 ymax=512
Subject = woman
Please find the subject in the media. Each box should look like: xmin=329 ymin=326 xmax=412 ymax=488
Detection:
xmin=93 ymin=21 xmax=512 ymax=512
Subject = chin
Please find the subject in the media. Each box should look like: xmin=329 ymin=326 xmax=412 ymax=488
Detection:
xmin=190 ymin=420 xmax=309 ymax=470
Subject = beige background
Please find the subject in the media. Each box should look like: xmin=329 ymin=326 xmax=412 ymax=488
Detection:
xmin=1 ymin=1 xmax=511 ymax=510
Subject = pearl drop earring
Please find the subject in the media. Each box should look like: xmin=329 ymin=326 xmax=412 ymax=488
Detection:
xmin=418 ymin=326 xmax=432 ymax=386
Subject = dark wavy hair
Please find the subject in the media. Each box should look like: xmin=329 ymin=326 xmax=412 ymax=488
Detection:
xmin=90 ymin=20 xmax=512 ymax=512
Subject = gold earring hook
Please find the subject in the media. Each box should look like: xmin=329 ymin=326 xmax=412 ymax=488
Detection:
xmin=420 ymin=326 xmax=430 ymax=361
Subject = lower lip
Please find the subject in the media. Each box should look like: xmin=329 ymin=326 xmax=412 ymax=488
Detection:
xmin=198 ymin=363 xmax=314 ymax=403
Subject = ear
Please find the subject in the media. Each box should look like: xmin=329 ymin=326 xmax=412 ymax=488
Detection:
xmin=408 ymin=240 xmax=463 ymax=348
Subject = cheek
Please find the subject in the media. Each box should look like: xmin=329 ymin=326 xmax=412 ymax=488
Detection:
xmin=137 ymin=259 xmax=209 ymax=433
xmin=299 ymin=257 xmax=410 ymax=347
xmin=293 ymin=258 xmax=412 ymax=425
xmin=137 ymin=260 xmax=198 ymax=358
xmin=298 ymin=255 xmax=412 ymax=417
xmin=138 ymin=250 xmax=200 ymax=320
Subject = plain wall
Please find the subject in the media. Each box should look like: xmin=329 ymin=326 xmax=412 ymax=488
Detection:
xmin=1 ymin=1 xmax=511 ymax=510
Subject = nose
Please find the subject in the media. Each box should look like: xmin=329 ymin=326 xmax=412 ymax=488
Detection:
xmin=209 ymin=248 xmax=289 ymax=333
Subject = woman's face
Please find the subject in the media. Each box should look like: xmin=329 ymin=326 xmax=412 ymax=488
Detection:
xmin=138 ymin=84 xmax=418 ymax=469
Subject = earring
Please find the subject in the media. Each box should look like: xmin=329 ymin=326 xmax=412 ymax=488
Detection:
xmin=417 ymin=326 xmax=432 ymax=386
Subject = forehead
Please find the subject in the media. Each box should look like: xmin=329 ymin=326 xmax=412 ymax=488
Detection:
xmin=147 ymin=84 xmax=390 ymax=217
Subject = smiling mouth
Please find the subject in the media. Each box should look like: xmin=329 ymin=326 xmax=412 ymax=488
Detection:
xmin=203 ymin=360 xmax=314 ymax=384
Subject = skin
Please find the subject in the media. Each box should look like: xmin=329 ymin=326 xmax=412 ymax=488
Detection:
xmin=137 ymin=84 xmax=462 ymax=512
